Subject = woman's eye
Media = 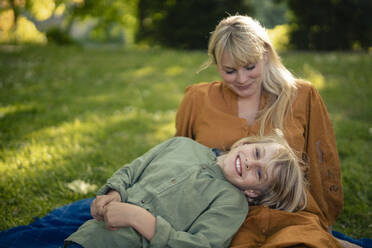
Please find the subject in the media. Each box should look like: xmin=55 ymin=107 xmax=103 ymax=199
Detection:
xmin=225 ymin=70 xmax=235 ymax=74
xmin=245 ymin=65 xmax=256 ymax=70
xmin=255 ymin=148 xmax=260 ymax=159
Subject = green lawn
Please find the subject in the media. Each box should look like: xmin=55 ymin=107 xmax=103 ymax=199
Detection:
xmin=0 ymin=45 xmax=371 ymax=238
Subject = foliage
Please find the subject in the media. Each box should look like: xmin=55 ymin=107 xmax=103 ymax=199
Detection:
xmin=0 ymin=45 xmax=371 ymax=239
xmin=136 ymin=0 xmax=253 ymax=49
xmin=250 ymin=0 xmax=287 ymax=28
xmin=46 ymin=27 xmax=75 ymax=45
xmin=268 ymin=24 xmax=290 ymax=51
xmin=0 ymin=0 xmax=138 ymax=44
xmin=282 ymin=0 xmax=372 ymax=50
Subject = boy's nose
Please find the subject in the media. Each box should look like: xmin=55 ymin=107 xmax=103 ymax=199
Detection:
xmin=245 ymin=160 xmax=259 ymax=169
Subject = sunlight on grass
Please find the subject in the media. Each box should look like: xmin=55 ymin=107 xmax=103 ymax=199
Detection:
xmin=67 ymin=179 xmax=97 ymax=194
xmin=165 ymin=65 xmax=184 ymax=76
xmin=302 ymin=63 xmax=325 ymax=89
xmin=0 ymin=104 xmax=34 ymax=116
xmin=134 ymin=66 xmax=155 ymax=78
xmin=147 ymin=111 xmax=176 ymax=142
xmin=0 ymin=118 xmax=95 ymax=173
xmin=0 ymin=106 xmax=175 ymax=176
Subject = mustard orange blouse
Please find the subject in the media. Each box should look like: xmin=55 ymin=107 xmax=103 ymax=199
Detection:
xmin=176 ymin=80 xmax=343 ymax=247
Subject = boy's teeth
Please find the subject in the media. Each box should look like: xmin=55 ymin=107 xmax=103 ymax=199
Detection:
xmin=236 ymin=157 xmax=241 ymax=175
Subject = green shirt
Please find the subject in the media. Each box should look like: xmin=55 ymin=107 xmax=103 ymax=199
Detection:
xmin=66 ymin=137 xmax=248 ymax=248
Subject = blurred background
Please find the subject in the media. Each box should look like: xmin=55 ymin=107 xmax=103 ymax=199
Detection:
xmin=1 ymin=0 xmax=371 ymax=51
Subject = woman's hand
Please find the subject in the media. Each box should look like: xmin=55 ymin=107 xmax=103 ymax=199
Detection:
xmin=103 ymin=201 xmax=156 ymax=241
xmin=90 ymin=190 xmax=121 ymax=221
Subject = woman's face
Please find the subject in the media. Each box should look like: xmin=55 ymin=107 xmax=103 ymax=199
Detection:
xmin=217 ymin=51 xmax=266 ymax=98
xmin=218 ymin=142 xmax=280 ymax=194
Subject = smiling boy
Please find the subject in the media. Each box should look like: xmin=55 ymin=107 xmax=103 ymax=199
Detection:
xmin=65 ymin=134 xmax=306 ymax=248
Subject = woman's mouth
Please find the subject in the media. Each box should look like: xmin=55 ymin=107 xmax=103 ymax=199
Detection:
xmin=235 ymin=155 xmax=242 ymax=176
xmin=235 ymin=83 xmax=253 ymax=91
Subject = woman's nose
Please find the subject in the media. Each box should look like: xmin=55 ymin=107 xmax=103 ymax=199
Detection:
xmin=237 ymin=70 xmax=248 ymax=84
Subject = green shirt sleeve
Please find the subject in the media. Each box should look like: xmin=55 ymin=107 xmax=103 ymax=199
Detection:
xmin=97 ymin=138 xmax=177 ymax=201
xmin=150 ymin=195 xmax=248 ymax=248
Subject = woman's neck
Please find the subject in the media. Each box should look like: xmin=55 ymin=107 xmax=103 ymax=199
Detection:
xmin=238 ymin=90 xmax=261 ymax=125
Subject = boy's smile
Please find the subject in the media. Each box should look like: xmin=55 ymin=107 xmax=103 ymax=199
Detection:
xmin=218 ymin=142 xmax=282 ymax=194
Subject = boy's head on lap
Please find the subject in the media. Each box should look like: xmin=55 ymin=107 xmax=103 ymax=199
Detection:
xmin=218 ymin=131 xmax=307 ymax=212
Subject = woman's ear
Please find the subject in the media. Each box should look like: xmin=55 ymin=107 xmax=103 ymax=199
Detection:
xmin=244 ymin=189 xmax=260 ymax=198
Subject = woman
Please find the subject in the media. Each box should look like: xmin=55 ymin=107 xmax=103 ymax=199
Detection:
xmin=176 ymin=15 xmax=344 ymax=247
xmin=65 ymin=134 xmax=307 ymax=248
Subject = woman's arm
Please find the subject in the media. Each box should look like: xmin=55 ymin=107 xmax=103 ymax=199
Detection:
xmin=304 ymin=84 xmax=344 ymax=227
xmin=175 ymin=85 xmax=197 ymax=138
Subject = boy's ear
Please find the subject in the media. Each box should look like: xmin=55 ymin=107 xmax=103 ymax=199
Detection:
xmin=244 ymin=189 xmax=260 ymax=198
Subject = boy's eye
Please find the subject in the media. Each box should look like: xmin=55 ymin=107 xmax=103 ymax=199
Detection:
xmin=257 ymin=169 xmax=262 ymax=180
xmin=225 ymin=69 xmax=235 ymax=74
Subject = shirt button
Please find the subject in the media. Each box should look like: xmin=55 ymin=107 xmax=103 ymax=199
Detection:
xmin=141 ymin=199 xmax=145 ymax=204
xmin=171 ymin=179 xmax=177 ymax=184
xmin=202 ymin=165 xmax=207 ymax=169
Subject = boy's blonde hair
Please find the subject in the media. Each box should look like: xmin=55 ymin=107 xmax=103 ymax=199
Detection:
xmin=231 ymin=131 xmax=307 ymax=212
xmin=203 ymin=15 xmax=298 ymax=135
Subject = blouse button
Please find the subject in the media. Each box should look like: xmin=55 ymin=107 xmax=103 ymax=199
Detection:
xmin=171 ymin=178 xmax=177 ymax=184
xmin=202 ymin=165 xmax=207 ymax=169
xmin=141 ymin=199 xmax=145 ymax=204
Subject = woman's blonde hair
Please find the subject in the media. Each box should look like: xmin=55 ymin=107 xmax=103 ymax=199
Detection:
xmin=204 ymin=15 xmax=298 ymax=135
xmin=231 ymin=131 xmax=307 ymax=212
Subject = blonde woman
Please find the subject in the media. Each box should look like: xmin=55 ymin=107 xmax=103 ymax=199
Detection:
xmin=176 ymin=15 xmax=344 ymax=247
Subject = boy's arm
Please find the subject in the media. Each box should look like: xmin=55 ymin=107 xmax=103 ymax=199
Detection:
xmin=151 ymin=191 xmax=248 ymax=247
xmin=91 ymin=138 xmax=178 ymax=221
xmin=103 ymin=201 xmax=156 ymax=241
xmin=97 ymin=138 xmax=177 ymax=198
xmin=103 ymin=192 xmax=248 ymax=247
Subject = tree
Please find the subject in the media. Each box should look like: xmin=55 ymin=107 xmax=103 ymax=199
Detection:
xmin=136 ymin=0 xmax=253 ymax=49
xmin=0 ymin=0 xmax=138 ymax=44
xmin=283 ymin=0 xmax=372 ymax=50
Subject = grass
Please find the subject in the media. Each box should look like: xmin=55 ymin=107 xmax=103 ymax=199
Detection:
xmin=0 ymin=45 xmax=371 ymax=238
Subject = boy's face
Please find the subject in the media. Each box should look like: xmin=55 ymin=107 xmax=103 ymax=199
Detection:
xmin=219 ymin=142 xmax=281 ymax=196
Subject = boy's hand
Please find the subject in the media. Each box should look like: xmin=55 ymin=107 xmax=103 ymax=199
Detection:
xmin=90 ymin=190 xmax=121 ymax=221
xmin=103 ymin=201 xmax=156 ymax=241
xmin=103 ymin=202 xmax=134 ymax=231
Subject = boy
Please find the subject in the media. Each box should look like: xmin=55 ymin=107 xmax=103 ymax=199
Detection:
xmin=65 ymin=134 xmax=306 ymax=248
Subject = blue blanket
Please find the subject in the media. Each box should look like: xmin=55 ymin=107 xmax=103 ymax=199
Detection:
xmin=0 ymin=198 xmax=93 ymax=248
xmin=1 ymin=198 xmax=371 ymax=248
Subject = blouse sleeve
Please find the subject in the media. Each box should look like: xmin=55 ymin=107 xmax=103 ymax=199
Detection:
xmin=175 ymin=85 xmax=197 ymax=138
xmin=304 ymin=85 xmax=344 ymax=226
